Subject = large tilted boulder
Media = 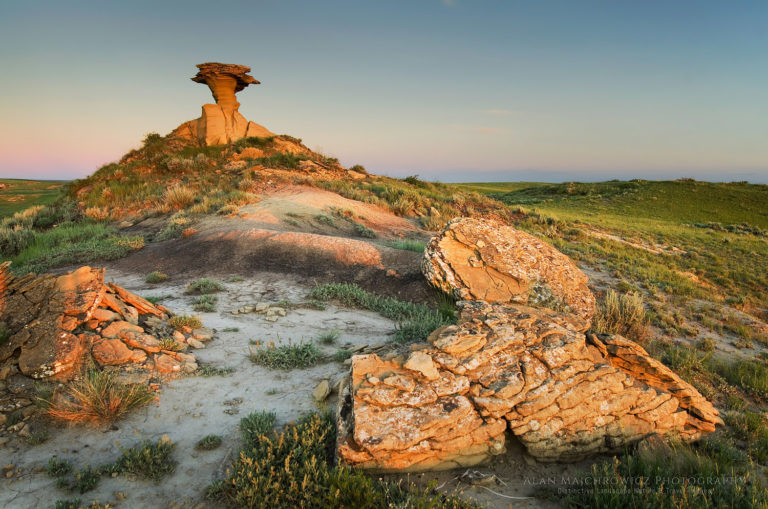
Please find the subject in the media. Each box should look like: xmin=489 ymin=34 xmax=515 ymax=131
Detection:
xmin=422 ymin=217 xmax=596 ymax=322
xmin=338 ymin=219 xmax=721 ymax=470
xmin=0 ymin=264 xmax=199 ymax=380
xmin=337 ymin=302 xmax=721 ymax=469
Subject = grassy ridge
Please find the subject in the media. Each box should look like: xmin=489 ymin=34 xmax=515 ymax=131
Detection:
xmin=0 ymin=179 xmax=69 ymax=218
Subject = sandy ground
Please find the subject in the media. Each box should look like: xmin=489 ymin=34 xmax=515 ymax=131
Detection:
xmin=1 ymin=271 xmax=397 ymax=508
xmin=2 ymin=266 xmax=597 ymax=509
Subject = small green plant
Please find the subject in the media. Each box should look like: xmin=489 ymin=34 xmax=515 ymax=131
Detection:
xmin=185 ymin=278 xmax=224 ymax=295
xmin=145 ymin=271 xmax=168 ymax=284
xmin=333 ymin=349 xmax=352 ymax=362
xmin=73 ymin=466 xmax=100 ymax=493
xmin=222 ymin=327 xmax=239 ymax=332
xmin=47 ymin=458 xmax=73 ymax=478
xmin=196 ymin=434 xmax=223 ymax=451
xmin=249 ymin=342 xmax=320 ymax=369
xmin=318 ymin=329 xmax=340 ymax=345
xmin=54 ymin=499 xmax=81 ymax=509
xmin=158 ymin=337 xmax=183 ymax=352
xmin=224 ymin=276 xmax=245 ymax=283
xmin=240 ymin=410 xmax=277 ymax=445
xmin=169 ymin=314 xmax=202 ymax=330
xmin=353 ymin=222 xmax=377 ymax=238
xmin=301 ymin=300 xmax=327 ymax=311
xmin=274 ymin=299 xmax=291 ymax=309
xmin=314 ymin=214 xmax=335 ymax=226
xmin=25 ymin=430 xmax=50 ymax=445
xmin=193 ymin=294 xmax=218 ymax=312
xmin=144 ymin=294 xmax=172 ymax=304
xmin=349 ymin=164 xmax=367 ymax=174
xmin=110 ymin=437 xmax=176 ymax=481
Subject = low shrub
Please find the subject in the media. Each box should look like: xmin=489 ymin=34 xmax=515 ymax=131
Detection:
xmin=108 ymin=437 xmax=176 ymax=481
xmin=249 ymin=342 xmax=320 ymax=369
xmin=193 ymin=294 xmax=218 ymax=312
xmin=318 ymin=329 xmax=340 ymax=345
xmin=168 ymin=314 xmax=202 ymax=330
xmin=353 ymin=222 xmax=377 ymax=238
xmin=213 ymin=411 xmax=477 ymax=509
xmin=593 ymin=290 xmax=649 ymax=340
xmin=145 ymin=271 xmax=168 ymax=284
xmin=163 ymin=185 xmax=196 ymax=209
xmin=196 ymin=435 xmax=223 ymax=451
xmin=186 ymin=278 xmax=224 ymax=295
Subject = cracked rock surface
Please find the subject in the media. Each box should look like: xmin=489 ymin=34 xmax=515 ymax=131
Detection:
xmin=422 ymin=217 xmax=596 ymax=322
xmin=339 ymin=218 xmax=721 ymax=471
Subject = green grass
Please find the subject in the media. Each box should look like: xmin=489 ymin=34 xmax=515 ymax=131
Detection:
xmin=211 ymin=411 xmax=478 ymax=509
xmin=554 ymin=439 xmax=768 ymax=509
xmin=196 ymin=434 xmax=223 ymax=451
xmin=0 ymin=179 xmax=68 ymax=218
xmin=353 ymin=222 xmax=377 ymax=238
xmin=333 ymin=349 xmax=352 ymax=362
xmin=384 ymin=239 xmax=426 ymax=252
xmin=108 ymin=437 xmax=176 ymax=481
xmin=249 ymin=342 xmax=321 ymax=369
xmin=308 ymin=283 xmax=454 ymax=343
xmin=194 ymin=365 xmax=235 ymax=377
xmin=145 ymin=271 xmax=168 ymax=283
xmin=318 ymin=329 xmax=340 ymax=345
xmin=471 ymin=179 xmax=768 ymax=306
xmin=6 ymin=221 xmax=144 ymax=275
xmin=185 ymin=278 xmax=224 ymax=294
xmin=193 ymin=294 xmax=218 ymax=312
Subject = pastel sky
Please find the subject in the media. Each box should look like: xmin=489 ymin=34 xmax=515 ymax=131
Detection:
xmin=1 ymin=0 xmax=767 ymax=182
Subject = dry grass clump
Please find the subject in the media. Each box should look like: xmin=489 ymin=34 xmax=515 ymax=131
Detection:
xmin=169 ymin=314 xmax=202 ymax=330
xmin=593 ymin=290 xmax=649 ymax=340
xmin=163 ymin=184 xmax=196 ymax=209
xmin=40 ymin=369 xmax=154 ymax=424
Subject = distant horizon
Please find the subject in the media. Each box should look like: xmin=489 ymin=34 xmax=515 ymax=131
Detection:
xmin=2 ymin=1 xmax=767 ymax=182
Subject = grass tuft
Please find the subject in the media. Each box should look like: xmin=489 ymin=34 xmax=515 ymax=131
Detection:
xmin=185 ymin=278 xmax=224 ymax=295
xmin=196 ymin=435 xmax=223 ymax=451
xmin=168 ymin=314 xmax=202 ymax=330
xmin=40 ymin=369 xmax=154 ymax=425
xmin=249 ymin=342 xmax=320 ymax=369
xmin=145 ymin=271 xmax=168 ymax=284
xmin=592 ymin=290 xmax=649 ymax=340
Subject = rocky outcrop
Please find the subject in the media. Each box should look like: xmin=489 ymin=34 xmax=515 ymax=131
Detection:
xmin=337 ymin=302 xmax=721 ymax=469
xmin=422 ymin=218 xmax=596 ymax=322
xmin=339 ymin=218 xmax=721 ymax=470
xmin=0 ymin=265 xmax=201 ymax=380
xmin=173 ymin=62 xmax=273 ymax=146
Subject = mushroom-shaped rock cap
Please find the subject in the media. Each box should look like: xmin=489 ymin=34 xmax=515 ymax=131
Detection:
xmin=191 ymin=62 xmax=260 ymax=92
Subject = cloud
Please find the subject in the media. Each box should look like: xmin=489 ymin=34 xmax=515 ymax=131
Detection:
xmin=481 ymin=109 xmax=514 ymax=116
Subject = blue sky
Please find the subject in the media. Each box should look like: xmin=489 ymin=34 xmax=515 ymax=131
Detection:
xmin=1 ymin=0 xmax=766 ymax=182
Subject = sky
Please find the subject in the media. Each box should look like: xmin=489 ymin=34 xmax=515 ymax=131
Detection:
xmin=1 ymin=0 xmax=767 ymax=183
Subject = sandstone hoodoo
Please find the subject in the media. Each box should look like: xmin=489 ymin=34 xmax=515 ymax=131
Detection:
xmin=0 ymin=263 xmax=200 ymax=381
xmin=174 ymin=62 xmax=274 ymax=146
xmin=423 ymin=217 xmax=596 ymax=322
xmin=338 ymin=219 xmax=721 ymax=470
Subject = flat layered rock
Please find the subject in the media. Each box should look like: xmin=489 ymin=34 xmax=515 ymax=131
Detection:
xmin=0 ymin=264 xmax=198 ymax=380
xmin=422 ymin=217 xmax=596 ymax=322
xmin=338 ymin=302 xmax=721 ymax=469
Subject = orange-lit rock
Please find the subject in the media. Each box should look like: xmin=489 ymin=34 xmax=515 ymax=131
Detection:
xmin=173 ymin=62 xmax=273 ymax=146
xmin=338 ymin=302 xmax=722 ymax=469
xmin=423 ymin=217 xmax=596 ymax=322
xmin=0 ymin=264 xmax=198 ymax=380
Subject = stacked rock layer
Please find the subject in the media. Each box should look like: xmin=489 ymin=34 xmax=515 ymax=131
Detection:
xmin=338 ymin=218 xmax=721 ymax=470
xmin=0 ymin=265 xmax=201 ymax=380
